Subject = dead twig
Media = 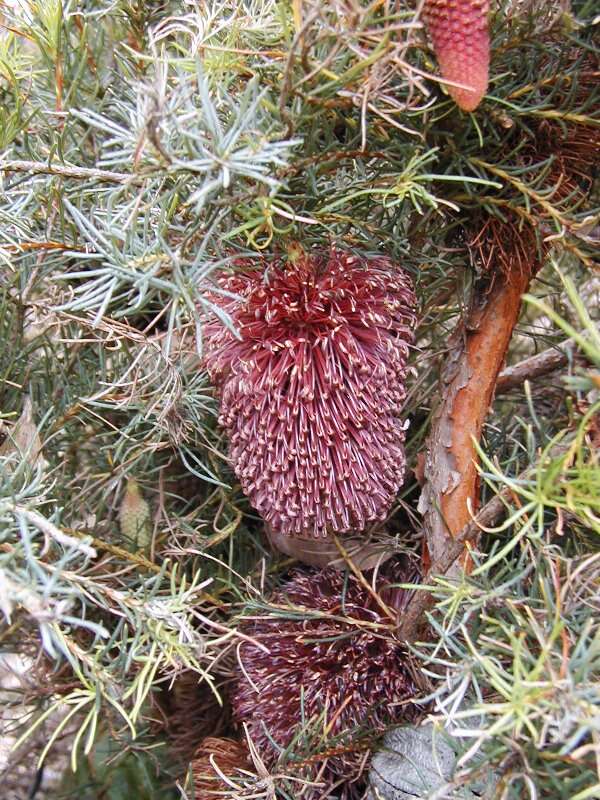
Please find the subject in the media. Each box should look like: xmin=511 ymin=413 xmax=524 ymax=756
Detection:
xmin=496 ymin=340 xmax=574 ymax=394
xmin=0 ymin=159 xmax=135 ymax=183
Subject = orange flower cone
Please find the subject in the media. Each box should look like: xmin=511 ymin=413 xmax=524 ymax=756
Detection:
xmin=423 ymin=0 xmax=490 ymax=111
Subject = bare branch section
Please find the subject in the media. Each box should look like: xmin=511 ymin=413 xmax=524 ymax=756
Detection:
xmin=418 ymin=271 xmax=531 ymax=566
xmin=9 ymin=505 xmax=97 ymax=558
xmin=496 ymin=340 xmax=573 ymax=394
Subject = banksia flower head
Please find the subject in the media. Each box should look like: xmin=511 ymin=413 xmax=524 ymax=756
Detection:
xmin=423 ymin=0 xmax=490 ymax=111
xmin=203 ymin=247 xmax=416 ymax=539
xmin=233 ymin=564 xmax=419 ymax=795
xmin=119 ymin=478 xmax=152 ymax=553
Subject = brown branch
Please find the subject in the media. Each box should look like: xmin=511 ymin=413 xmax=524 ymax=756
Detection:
xmin=496 ymin=340 xmax=573 ymax=394
xmin=400 ymin=428 xmax=577 ymax=642
xmin=418 ymin=270 xmax=531 ymax=567
xmin=398 ymin=484 xmax=513 ymax=641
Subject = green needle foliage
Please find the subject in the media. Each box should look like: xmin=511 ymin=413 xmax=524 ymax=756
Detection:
xmin=0 ymin=1 xmax=598 ymax=798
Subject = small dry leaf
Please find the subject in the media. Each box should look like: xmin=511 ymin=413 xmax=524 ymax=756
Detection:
xmin=368 ymin=723 xmax=499 ymax=799
xmin=0 ymin=396 xmax=47 ymax=475
xmin=119 ymin=478 xmax=152 ymax=552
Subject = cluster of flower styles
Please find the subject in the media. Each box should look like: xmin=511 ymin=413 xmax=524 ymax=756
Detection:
xmin=423 ymin=0 xmax=490 ymax=111
xmin=203 ymin=247 xmax=416 ymax=539
xmin=232 ymin=564 xmax=419 ymax=794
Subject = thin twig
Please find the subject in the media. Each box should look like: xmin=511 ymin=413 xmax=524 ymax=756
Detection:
xmin=333 ymin=535 xmax=396 ymax=621
xmin=0 ymin=159 xmax=135 ymax=184
xmin=63 ymin=527 xmax=224 ymax=601
xmin=9 ymin=506 xmax=97 ymax=558
xmin=64 ymin=527 xmax=160 ymax=572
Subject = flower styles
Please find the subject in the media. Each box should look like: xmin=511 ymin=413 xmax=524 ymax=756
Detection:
xmin=232 ymin=564 xmax=420 ymax=794
xmin=203 ymin=247 xmax=416 ymax=539
xmin=423 ymin=0 xmax=490 ymax=111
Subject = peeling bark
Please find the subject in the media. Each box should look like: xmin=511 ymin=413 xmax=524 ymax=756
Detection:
xmin=418 ymin=271 xmax=531 ymax=567
xmin=399 ymin=482 xmax=515 ymax=641
xmin=400 ymin=425 xmax=577 ymax=642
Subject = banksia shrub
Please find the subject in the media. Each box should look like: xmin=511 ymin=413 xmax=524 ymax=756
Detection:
xmin=203 ymin=247 xmax=416 ymax=539
xmin=4 ymin=2 xmax=598 ymax=798
xmin=233 ymin=564 xmax=420 ymax=795
xmin=423 ymin=0 xmax=490 ymax=111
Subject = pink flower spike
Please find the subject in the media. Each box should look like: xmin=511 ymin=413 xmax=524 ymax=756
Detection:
xmin=202 ymin=247 xmax=416 ymax=539
xmin=423 ymin=0 xmax=490 ymax=112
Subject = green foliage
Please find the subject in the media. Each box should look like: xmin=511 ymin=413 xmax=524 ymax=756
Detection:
xmin=420 ymin=541 xmax=600 ymax=799
xmin=57 ymin=732 xmax=178 ymax=800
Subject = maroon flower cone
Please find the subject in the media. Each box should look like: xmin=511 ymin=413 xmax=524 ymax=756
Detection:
xmin=423 ymin=0 xmax=490 ymax=111
xmin=203 ymin=247 xmax=416 ymax=539
xmin=232 ymin=564 xmax=420 ymax=796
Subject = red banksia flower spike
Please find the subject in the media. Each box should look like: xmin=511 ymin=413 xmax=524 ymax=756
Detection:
xmin=203 ymin=247 xmax=416 ymax=542
xmin=423 ymin=0 xmax=490 ymax=112
xmin=232 ymin=564 xmax=420 ymax=795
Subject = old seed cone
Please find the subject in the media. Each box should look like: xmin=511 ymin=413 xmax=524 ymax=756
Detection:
xmin=190 ymin=737 xmax=252 ymax=798
xmin=233 ymin=564 xmax=420 ymax=795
